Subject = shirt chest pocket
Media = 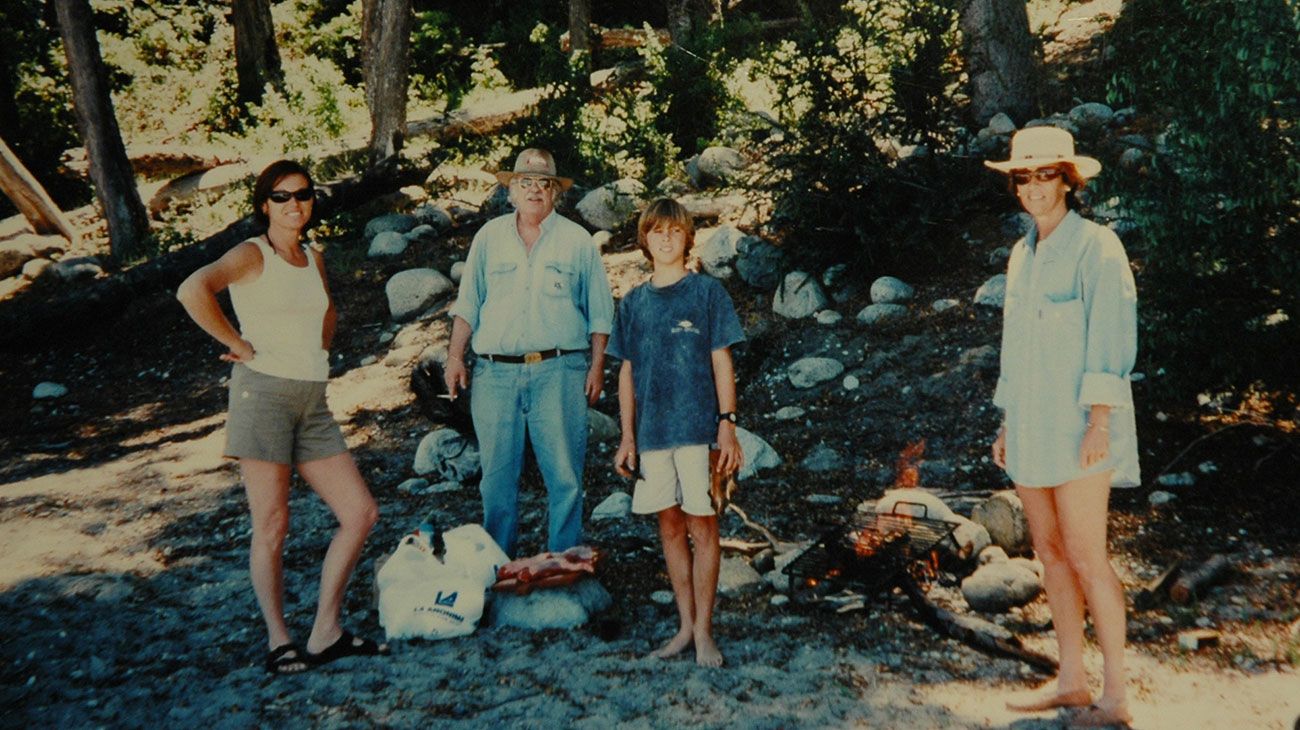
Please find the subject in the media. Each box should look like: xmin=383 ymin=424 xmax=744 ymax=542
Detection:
xmin=489 ymin=261 xmax=519 ymax=284
xmin=542 ymin=263 xmax=574 ymax=298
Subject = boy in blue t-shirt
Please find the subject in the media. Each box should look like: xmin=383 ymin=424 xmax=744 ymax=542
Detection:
xmin=607 ymin=198 xmax=745 ymax=667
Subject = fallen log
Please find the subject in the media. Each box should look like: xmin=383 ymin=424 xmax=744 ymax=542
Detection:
xmin=1133 ymin=559 xmax=1184 ymax=610
xmin=62 ymin=144 xmax=244 ymax=179
xmin=0 ymin=136 xmax=79 ymax=244
xmin=1170 ymin=554 xmax=1233 ymax=604
xmin=897 ymin=575 xmax=1059 ymax=674
xmin=0 ymin=166 xmax=424 ymax=350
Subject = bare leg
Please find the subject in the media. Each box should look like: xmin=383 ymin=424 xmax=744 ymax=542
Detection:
xmin=651 ymin=506 xmax=695 ymax=659
xmin=1055 ymin=471 xmax=1131 ymax=726
xmin=685 ymin=513 xmax=723 ymax=667
xmin=1007 ymin=483 xmax=1092 ymax=712
xmin=296 ymin=451 xmax=380 ymax=654
xmin=240 ymin=458 xmax=295 ymax=650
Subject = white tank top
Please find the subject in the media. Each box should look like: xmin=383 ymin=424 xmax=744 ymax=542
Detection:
xmin=228 ymin=236 xmax=331 ymax=381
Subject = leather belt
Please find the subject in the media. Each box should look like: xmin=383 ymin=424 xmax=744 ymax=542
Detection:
xmin=481 ymin=348 xmax=586 ymax=364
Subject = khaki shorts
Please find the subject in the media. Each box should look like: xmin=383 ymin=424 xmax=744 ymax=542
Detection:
xmin=223 ymin=364 xmax=348 ymax=465
xmin=632 ymin=444 xmax=714 ymax=516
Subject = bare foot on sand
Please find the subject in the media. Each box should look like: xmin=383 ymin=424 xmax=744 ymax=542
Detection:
xmin=1006 ymin=687 xmax=1092 ymax=713
xmin=649 ymin=629 xmax=693 ymax=659
xmin=1069 ymin=700 xmax=1133 ymax=727
xmin=694 ymin=633 xmax=723 ymax=668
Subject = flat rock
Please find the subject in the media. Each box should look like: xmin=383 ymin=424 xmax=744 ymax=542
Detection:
xmin=717 ymin=556 xmax=763 ymax=596
xmin=788 ymin=357 xmax=844 ymax=388
xmin=932 ymin=298 xmax=959 ymax=313
xmin=773 ymin=271 xmax=828 ymax=318
xmin=591 ymin=491 xmax=632 ymax=521
xmin=961 ymin=561 xmax=1042 ymax=612
xmin=801 ymin=443 xmax=845 ymax=472
xmin=815 ymin=309 xmax=843 ymax=325
xmin=856 ymin=303 xmax=908 ymax=326
xmin=736 ymin=426 xmax=781 ymax=480
xmin=364 ymin=213 xmax=419 ymax=239
xmin=32 ymin=382 xmax=68 ymax=399
xmin=774 ymin=406 xmax=806 ymax=420
xmin=385 ymin=268 xmax=455 ymax=321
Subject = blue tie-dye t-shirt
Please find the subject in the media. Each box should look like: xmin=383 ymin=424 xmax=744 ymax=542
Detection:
xmin=607 ymin=273 xmax=745 ymax=451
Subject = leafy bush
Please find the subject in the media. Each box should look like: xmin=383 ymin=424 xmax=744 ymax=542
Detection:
xmin=1100 ymin=0 xmax=1300 ymax=394
xmin=756 ymin=0 xmax=975 ymax=275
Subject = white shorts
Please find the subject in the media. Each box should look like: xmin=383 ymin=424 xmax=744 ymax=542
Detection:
xmin=632 ymin=444 xmax=713 ymax=516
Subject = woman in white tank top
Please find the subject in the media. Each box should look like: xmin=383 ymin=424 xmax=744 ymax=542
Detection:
xmin=177 ymin=160 xmax=386 ymax=675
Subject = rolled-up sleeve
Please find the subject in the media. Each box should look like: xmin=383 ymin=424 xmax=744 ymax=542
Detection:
xmin=448 ymin=233 xmax=486 ymax=329
xmin=1078 ymin=231 xmax=1138 ymax=409
xmin=582 ymin=242 xmax=614 ymax=335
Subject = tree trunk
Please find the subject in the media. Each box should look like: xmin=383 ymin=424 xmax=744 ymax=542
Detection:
xmin=568 ymin=0 xmax=592 ymax=55
xmin=959 ymin=0 xmax=1038 ymax=126
xmin=0 ymin=136 xmax=79 ymax=244
xmin=231 ymin=0 xmax=282 ymax=109
xmin=362 ymin=0 xmax=412 ymax=166
xmin=666 ymin=0 xmax=720 ymax=44
xmin=52 ymin=0 xmax=149 ymax=262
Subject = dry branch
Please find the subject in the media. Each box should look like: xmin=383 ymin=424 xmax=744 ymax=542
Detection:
xmin=62 ymin=145 xmax=244 ymax=179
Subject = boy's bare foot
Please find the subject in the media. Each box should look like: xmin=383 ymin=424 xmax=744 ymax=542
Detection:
xmin=1069 ymin=700 xmax=1132 ymax=728
xmin=649 ymin=629 xmax=693 ymax=659
xmin=1006 ymin=687 xmax=1092 ymax=712
xmin=694 ymin=633 xmax=723 ymax=668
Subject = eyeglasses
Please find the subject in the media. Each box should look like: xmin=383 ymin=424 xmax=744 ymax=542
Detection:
xmin=1011 ymin=168 xmax=1063 ymax=186
xmin=268 ymin=188 xmax=315 ymax=203
xmin=516 ymin=177 xmax=554 ymax=191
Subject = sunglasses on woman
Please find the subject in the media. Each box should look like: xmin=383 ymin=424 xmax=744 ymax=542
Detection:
xmin=267 ymin=188 xmax=316 ymax=203
xmin=1011 ymin=168 xmax=1063 ymax=186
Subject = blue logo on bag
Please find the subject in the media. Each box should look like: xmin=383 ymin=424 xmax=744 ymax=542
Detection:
xmin=435 ymin=590 xmax=458 ymax=607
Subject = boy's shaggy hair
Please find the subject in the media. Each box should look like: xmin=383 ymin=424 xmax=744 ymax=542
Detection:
xmin=636 ymin=198 xmax=696 ymax=262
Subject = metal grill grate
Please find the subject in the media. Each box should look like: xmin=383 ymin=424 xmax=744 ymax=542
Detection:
xmin=782 ymin=501 xmax=961 ymax=595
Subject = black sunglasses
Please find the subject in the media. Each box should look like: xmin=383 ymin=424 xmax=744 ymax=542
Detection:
xmin=267 ymin=188 xmax=315 ymax=203
xmin=1011 ymin=168 xmax=1063 ymax=186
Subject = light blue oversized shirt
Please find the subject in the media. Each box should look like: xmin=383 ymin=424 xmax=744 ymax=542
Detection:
xmin=449 ymin=210 xmax=614 ymax=355
xmin=993 ymin=210 xmax=1140 ymax=488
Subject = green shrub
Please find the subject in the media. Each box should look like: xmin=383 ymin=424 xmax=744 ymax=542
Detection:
xmin=1101 ymin=0 xmax=1300 ymax=394
xmin=757 ymin=0 xmax=974 ymax=275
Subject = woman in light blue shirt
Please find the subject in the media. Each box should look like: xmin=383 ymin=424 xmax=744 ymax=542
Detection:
xmin=986 ymin=128 xmax=1137 ymax=728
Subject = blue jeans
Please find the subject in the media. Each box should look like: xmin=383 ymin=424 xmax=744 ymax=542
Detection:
xmin=471 ymin=351 xmax=588 ymax=557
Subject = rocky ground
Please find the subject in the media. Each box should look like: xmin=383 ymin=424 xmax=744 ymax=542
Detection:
xmin=2 ymin=161 xmax=1299 ymax=729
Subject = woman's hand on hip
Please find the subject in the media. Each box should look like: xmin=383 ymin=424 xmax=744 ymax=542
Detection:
xmin=991 ymin=426 xmax=1007 ymax=469
xmin=1079 ymin=423 xmax=1110 ymax=469
xmin=220 ymin=338 xmax=255 ymax=363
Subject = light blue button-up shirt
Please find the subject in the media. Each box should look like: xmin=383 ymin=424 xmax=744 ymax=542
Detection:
xmin=993 ymin=210 xmax=1140 ymax=487
xmin=449 ymin=210 xmax=614 ymax=355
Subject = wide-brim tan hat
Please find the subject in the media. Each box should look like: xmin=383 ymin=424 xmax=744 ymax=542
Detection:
xmin=984 ymin=126 xmax=1102 ymax=179
xmin=493 ymin=148 xmax=574 ymax=191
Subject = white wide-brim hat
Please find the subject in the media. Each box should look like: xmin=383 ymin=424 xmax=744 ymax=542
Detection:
xmin=984 ymin=126 xmax=1102 ymax=179
xmin=493 ymin=148 xmax=574 ymax=191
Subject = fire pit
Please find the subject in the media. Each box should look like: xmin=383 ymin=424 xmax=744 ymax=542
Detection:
xmin=783 ymin=501 xmax=961 ymax=596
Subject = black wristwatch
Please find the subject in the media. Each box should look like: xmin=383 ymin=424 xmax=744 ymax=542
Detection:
xmin=717 ymin=412 xmax=737 ymax=424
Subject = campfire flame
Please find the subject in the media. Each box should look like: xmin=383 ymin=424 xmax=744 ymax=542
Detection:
xmin=893 ymin=439 xmax=926 ymax=489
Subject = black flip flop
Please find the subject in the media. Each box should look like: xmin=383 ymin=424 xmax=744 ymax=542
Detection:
xmin=306 ymin=630 xmax=388 ymax=667
xmin=264 ymin=643 xmax=311 ymax=675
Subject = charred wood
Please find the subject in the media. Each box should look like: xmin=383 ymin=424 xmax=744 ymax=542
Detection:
xmin=1169 ymin=554 xmax=1233 ymax=605
xmin=1133 ymin=559 xmax=1184 ymax=610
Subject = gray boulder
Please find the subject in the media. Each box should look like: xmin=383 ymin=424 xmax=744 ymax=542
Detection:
xmin=788 ymin=357 xmax=845 ymax=388
xmin=587 ymin=408 xmax=620 ymax=442
xmin=364 ymin=213 xmax=419 ymax=240
xmin=449 ymin=261 xmax=465 ymax=282
xmin=413 ymin=428 xmax=481 ymax=482
xmin=385 ymin=268 xmax=455 ymax=321
xmin=368 ymin=230 xmax=409 ymax=258
xmin=591 ymin=230 xmax=613 ymax=251
xmin=774 ymin=406 xmax=806 ymax=420
xmin=974 ymin=274 xmax=1006 ymax=308
xmin=51 ymin=257 xmax=103 ymax=282
xmin=932 ymin=298 xmax=959 ymax=313
xmin=736 ymin=237 xmax=783 ymax=289
xmin=815 ymin=310 xmax=843 ymax=325
xmin=870 ymin=276 xmax=914 ymax=304
xmin=695 ymin=225 xmax=745 ymax=279
xmin=688 ymin=146 xmax=748 ymax=188
xmin=736 ymin=426 xmax=781 ymax=480
xmin=773 ymin=271 xmax=828 ymax=318
xmin=961 ymin=560 xmax=1043 ymax=612
xmin=971 ymin=490 xmax=1032 ymax=555
xmin=489 ymin=578 xmax=612 ymax=630
xmin=801 ymin=443 xmax=845 ymax=472
xmin=413 ymin=204 xmax=454 ymax=232
xmin=591 ymin=491 xmax=632 ymax=521
xmin=33 ymin=382 xmax=68 ymax=399
xmin=717 ymin=556 xmax=763 ymax=596
xmin=856 ymin=303 xmax=908 ymax=326
xmin=987 ymin=112 xmax=1017 ymax=135
xmin=1069 ymin=102 xmax=1114 ymax=131
xmin=576 ymin=179 xmax=645 ymax=230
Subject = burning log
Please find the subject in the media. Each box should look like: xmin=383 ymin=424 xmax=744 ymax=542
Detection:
xmin=1170 ymin=554 xmax=1233 ymax=604
xmin=897 ymin=576 xmax=1059 ymax=674
xmin=1134 ymin=559 xmax=1184 ymax=610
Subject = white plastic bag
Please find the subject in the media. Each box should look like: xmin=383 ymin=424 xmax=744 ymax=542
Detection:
xmin=441 ymin=523 xmax=510 ymax=590
xmin=377 ymin=534 xmax=485 ymax=641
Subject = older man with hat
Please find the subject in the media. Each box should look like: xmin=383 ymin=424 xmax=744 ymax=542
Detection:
xmin=444 ymin=148 xmax=615 ymax=557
